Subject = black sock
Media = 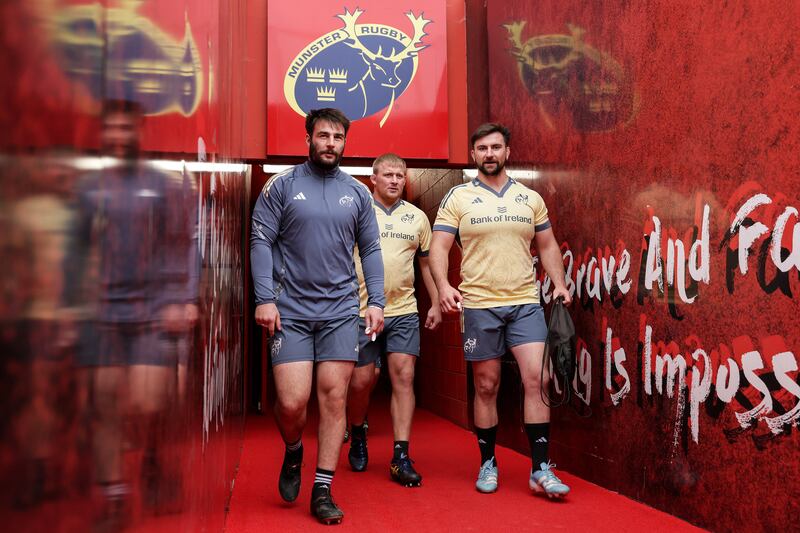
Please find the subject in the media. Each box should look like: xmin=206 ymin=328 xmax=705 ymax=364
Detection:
xmin=350 ymin=423 xmax=366 ymax=441
xmin=475 ymin=425 xmax=497 ymax=466
xmin=285 ymin=439 xmax=303 ymax=464
xmin=312 ymin=468 xmax=334 ymax=494
xmin=392 ymin=441 xmax=409 ymax=460
xmin=525 ymin=423 xmax=549 ymax=468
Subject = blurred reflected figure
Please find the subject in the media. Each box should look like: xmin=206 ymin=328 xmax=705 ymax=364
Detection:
xmin=62 ymin=99 xmax=198 ymax=530
xmin=7 ymin=155 xmax=77 ymax=508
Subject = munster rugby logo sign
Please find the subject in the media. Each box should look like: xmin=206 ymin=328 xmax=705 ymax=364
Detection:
xmin=284 ymin=8 xmax=431 ymax=127
xmin=49 ymin=2 xmax=203 ymax=116
xmin=504 ymin=21 xmax=639 ymax=132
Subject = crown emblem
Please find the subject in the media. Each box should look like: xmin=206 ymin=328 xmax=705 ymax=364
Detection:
xmin=306 ymin=67 xmax=325 ymax=83
xmin=316 ymin=86 xmax=336 ymax=101
xmin=328 ymin=68 xmax=348 ymax=84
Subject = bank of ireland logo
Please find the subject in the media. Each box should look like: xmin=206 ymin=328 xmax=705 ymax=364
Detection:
xmin=284 ymin=8 xmax=432 ymax=127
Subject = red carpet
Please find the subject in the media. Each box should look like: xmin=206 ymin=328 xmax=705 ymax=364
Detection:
xmin=225 ymin=403 xmax=702 ymax=532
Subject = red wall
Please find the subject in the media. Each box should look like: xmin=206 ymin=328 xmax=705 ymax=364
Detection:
xmin=412 ymin=1 xmax=800 ymax=530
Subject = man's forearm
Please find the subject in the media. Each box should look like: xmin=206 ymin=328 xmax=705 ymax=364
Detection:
xmin=429 ymin=246 xmax=450 ymax=291
xmin=539 ymin=242 xmax=567 ymax=289
xmin=419 ymin=259 xmax=439 ymax=303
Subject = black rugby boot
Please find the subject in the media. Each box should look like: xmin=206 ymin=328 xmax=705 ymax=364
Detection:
xmin=348 ymin=436 xmax=368 ymax=472
xmin=310 ymin=486 xmax=344 ymax=525
xmin=390 ymin=456 xmax=422 ymax=487
xmin=278 ymin=447 xmax=302 ymax=502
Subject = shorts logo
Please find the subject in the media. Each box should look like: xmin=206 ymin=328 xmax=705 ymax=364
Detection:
xmin=464 ymin=338 xmax=477 ymax=354
xmin=284 ymin=8 xmax=432 ymax=127
xmin=339 ymin=195 xmax=354 ymax=208
xmin=401 ymin=213 xmax=415 ymax=223
xmin=497 ymin=206 xmax=508 ymax=214
xmin=515 ymin=193 xmax=528 ymax=204
xmin=271 ymin=338 xmax=283 ymax=357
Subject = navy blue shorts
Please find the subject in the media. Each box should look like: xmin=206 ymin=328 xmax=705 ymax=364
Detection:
xmin=77 ymin=322 xmax=184 ymax=367
xmin=461 ymin=304 xmax=547 ymax=361
xmin=357 ymin=313 xmax=420 ymax=368
xmin=270 ymin=315 xmax=360 ymax=366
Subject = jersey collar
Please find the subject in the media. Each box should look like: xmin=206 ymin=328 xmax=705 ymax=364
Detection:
xmin=472 ymin=177 xmax=515 ymax=198
xmin=373 ymin=198 xmax=404 ymax=215
xmin=304 ymin=160 xmax=340 ymax=179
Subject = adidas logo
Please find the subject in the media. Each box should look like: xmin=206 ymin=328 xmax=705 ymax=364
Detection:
xmin=293 ymin=192 xmax=307 ymax=200
xmin=536 ymin=437 xmax=548 ymax=443
xmin=395 ymin=444 xmax=402 ymax=448
xmin=472 ymin=197 xmax=483 ymax=204
xmin=478 ymin=439 xmax=487 ymax=444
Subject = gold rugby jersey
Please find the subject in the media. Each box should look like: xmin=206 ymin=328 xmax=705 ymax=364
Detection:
xmin=356 ymin=200 xmax=431 ymax=317
xmin=433 ymin=178 xmax=551 ymax=308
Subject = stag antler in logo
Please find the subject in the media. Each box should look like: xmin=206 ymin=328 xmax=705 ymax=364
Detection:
xmin=338 ymin=8 xmax=430 ymax=126
xmin=284 ymin=8 xmax=433 ymax=127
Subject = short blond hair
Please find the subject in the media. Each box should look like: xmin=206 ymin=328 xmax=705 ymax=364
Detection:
xmin=372 ymin=153 xmax=406 ymax=175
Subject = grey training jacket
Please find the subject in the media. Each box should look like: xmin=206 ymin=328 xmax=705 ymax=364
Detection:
xmin=250 ymin=161 xmax=385 ymax=320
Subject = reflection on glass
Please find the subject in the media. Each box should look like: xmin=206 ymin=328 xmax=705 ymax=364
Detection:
xmin=1 ymin=2 xmax=247 ymax=531
xmin=59 ymin=100 xmax=199 ymax=530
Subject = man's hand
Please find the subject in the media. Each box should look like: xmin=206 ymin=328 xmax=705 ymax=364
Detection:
xmin=425 ymin=305 xmax=442 ymax=330
xmin=438 ymin=284 xmax=463 ymax=314
xmin=364 ymin=305 xmax=385 ymax=340
xmin=255 ymin=303 xmax=281 ymax=336
xmin=552 ymin=286 xmax=572 ymax=306
xmin=162 ymin=303 xmax=200 ymax=333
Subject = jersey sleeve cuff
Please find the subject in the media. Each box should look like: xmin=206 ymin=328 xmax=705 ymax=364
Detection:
xmin=433 ymin=224 xmax=458 ymax=234
xmin=534 ymin=220 xmax=552 ymax=232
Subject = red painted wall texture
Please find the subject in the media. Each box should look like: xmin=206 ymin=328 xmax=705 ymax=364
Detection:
xmin=411 ymin=1 xmax=800 ymax=530
xmin=474 ymin=1 xmax=797 ymax=530
xmin=408 ymin=169 xmax=471 ymax=427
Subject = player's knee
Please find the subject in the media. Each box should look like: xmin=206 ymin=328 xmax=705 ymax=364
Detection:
xmin=521 ymin=371 xmax=545 ymax=393
xmin=349 ymin=372 xmax=372 ymax=394
xmin=392 ymin=365 xmax=415 ymax=390
xmin=474 ymin=374 xmax=500 ymax=399
xmin=276 ymin=395 xmax=307 ymax=418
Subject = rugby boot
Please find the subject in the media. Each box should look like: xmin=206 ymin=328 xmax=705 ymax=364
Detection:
xmin=530 ymin=462 xmax=570 ymax=499
xmin=278 ymin=448 xmax=302 ymax=502
xmin=348 ymin=436 xmax=368 ymax=472
xmin=390 ymin=455 xmax=422 ymax=487
xmin=310 ymin=486 xmax=344 ymax=525
xmin=475 ymin=457 xmax=498 ymax=493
